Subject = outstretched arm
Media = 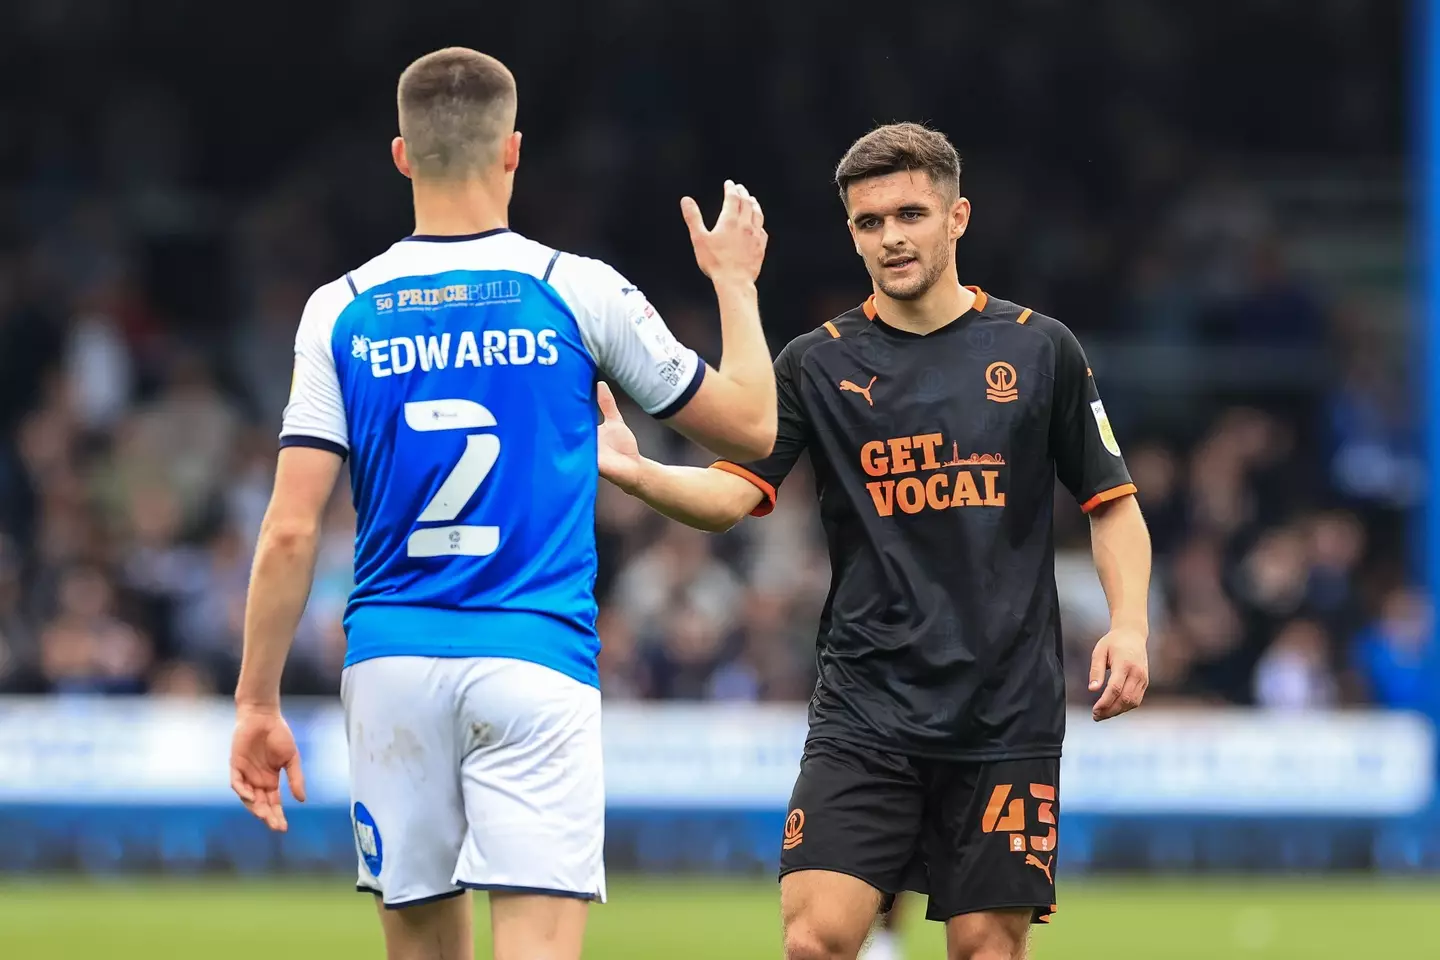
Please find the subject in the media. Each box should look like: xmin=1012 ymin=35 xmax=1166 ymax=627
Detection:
xmin=597 ymin=383 xmax=763 ymax=532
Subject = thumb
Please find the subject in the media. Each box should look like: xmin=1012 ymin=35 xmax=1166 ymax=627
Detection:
xmin=680 ymin=196 xmax=706 ymax=239
xmin=596 ymin=381 xmax=624 ymax=422
xmin=1089 ymin=640 xmax=1109 ymax=692
xmin=285 ymin=754 xmax=307 ymax=804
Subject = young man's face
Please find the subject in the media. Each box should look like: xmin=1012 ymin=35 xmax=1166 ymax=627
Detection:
xmin=846 ymin=171 xmax=970 ymax=301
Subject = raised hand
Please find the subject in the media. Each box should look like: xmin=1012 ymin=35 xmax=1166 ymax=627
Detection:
xmin=680 ymin=180 xmax=768 ymax=284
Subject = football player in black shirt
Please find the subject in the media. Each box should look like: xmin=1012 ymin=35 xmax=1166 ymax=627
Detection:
xmin=597 ymin=123 xmax=1152 ymax=960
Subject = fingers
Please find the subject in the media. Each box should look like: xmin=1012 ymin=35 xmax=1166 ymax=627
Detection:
xmin=1088 ymin=641 xmax=1108 ymax=693
xmin=266 ymin=785 xmax=288 ymax=832
xmin=233 ymin=764 xmax=287 ymax=831
xmin=1093 ymin=661 xmax=1147 ymax=720
xmin=730 ymin=182 xmax=761 ymax=231
xmin=285 ymin=754 xmax=307 ymax=804
xmin=596 ymin=381 xmax=623 ymax=422
xmin=1120 ymin=670 xmax=1149 ymax=712
xmin=1092 ymin=670 xmax=1124 ymax=720
xmin=242 ymin=783 xmax=276 ymax=829
xmin=718 ymin=179 xmax=741 ymax=226
xmin=230 ymin=768 xmax=256 ymax=804
xmin=688 ymin=181 xmax=763 ymax=234
xmin=680 ymin=196 xmax=705 ymax=239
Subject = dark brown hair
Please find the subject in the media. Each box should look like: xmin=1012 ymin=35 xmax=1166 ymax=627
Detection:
xmin=398 ymin=47 xmax=517 ymax=179
xmin=834 ymin=122 xmax=962 ymax=204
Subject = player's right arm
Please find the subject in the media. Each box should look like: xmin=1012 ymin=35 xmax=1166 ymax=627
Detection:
xmin=597 ymin=336 xmax=809 ymax=531
xmin=559 ymin=181 xmax=775 ymax=463
xmin=668 ymin=181 xmax=776 ymax=461
xmin=596 ymin=382 xmax=764 ymax=531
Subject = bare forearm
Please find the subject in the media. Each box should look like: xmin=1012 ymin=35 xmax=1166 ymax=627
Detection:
xmin=627 ymin=458 xmax=762 ymax=533
xmin=1090 ymin=495 xmax=1152 ymax=632
xmin=711 ymin=278 xmax=776 ymax=418
xmin=235 ymin=521 xmax=321 ymax=708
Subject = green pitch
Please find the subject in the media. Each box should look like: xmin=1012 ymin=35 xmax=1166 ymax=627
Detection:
xmin=2 ymin=876 xmax=1436 ymax=959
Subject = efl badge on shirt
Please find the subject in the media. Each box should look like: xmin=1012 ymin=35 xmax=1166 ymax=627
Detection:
xmin=1090 ymin=400 xmax=1122 ymax=457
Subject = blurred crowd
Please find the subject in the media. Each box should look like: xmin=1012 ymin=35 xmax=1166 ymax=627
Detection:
xmin=0 ymin=0 xmax=1429 ymax=711
xmin=0 ymin=334 xmax=1429 ymax=711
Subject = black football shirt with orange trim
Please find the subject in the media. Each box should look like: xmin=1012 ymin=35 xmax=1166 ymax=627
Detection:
xmin=713 ymin=288 xmax=1135 ymax=760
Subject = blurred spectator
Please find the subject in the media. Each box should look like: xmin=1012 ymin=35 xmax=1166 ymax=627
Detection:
xmin=63 ymin=286 xmax=136 ymax=435
xmin=1253 ymin=619 xmax=1337 ymax=709
xmin=1352 ymin=588 xmax=1436 ymax=712
xmin=639 ymin=600 xmax=727 ymax=701
xmin=0 ymin=1 xmax=1414 ymax=713
xmin=150 ymin=659 xmax=217 ymax=698
xmin=597 ymin=607 xmax=645 ymax=699
xmin=38 ymin=564 xmax=151 ymax=695
xmin=0 ymin=536 xmax=39 ymax=693
xmin=1302 ymin=510 xmax=1367 ymax=637
xmin=232 ymin=278 xmax=308 ymax=425
xmin=708 ymin=589 xmax=812 ymax=703
xmin=109 ymin=351 xmax=241 ymax=531
xmin=1126 ymin=441 xmax=1185 ymax=555
xmin=1327 ymin=348 xmax=1424 ymax=510
xmin=611 ymin=524 xmax=743 ymax=639
xmin=170 ymin=523 xmax=251 ymax=678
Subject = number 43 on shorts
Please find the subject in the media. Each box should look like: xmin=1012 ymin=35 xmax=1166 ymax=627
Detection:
xmin=403 ymin=398 xmax=501 ymax=558
xmin=980 ymin=782 xmax=1056 ymax=855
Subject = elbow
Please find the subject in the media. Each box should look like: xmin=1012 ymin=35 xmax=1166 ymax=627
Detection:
xmin=697 ymin=511 xmax=746 ymax=535
xmin=258 ymin=517 xmax=321 ymax=556
xmin=721 ymin=418 xmax=776 ymax=463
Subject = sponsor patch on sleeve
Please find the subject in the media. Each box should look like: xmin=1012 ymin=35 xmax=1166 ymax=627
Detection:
xmin=1090 ymin=399 xmax=1122 ymax=457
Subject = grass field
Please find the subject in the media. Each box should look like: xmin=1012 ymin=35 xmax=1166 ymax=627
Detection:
xmin=2 ymin=876 xmax=1437 ymax=959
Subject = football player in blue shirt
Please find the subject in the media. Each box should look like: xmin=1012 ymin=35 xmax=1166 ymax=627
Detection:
xmin=230 ymin=46 xmax=774 ymax=960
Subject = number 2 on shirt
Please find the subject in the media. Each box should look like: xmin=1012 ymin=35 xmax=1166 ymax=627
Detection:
xmin=402 ymin=399 xmax=500 ymax=558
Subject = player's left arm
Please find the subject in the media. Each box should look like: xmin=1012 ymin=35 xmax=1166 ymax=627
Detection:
xmin=231 ymin=281 xmax=349 ymax=830
xmin=1087 ymin=494 xmax=1152 ymax=720
xmin=1044 ymin=318 xmax=1153 ymax=721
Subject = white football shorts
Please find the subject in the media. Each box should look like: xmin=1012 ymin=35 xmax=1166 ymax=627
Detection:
xmin=340 ymin=655 xmax=605 ymax=908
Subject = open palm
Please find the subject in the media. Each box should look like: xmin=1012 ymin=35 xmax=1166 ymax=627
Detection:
xmin=596 ymin=382 xmax=643 ymax=493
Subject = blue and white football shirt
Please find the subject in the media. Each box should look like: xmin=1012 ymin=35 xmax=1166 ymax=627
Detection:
xmin=280 ymin=229 xmax=704 ymax=686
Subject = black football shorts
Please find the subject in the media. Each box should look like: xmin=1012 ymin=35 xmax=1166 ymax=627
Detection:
xmin=778 ymin=737 xmax=1059 ymax=923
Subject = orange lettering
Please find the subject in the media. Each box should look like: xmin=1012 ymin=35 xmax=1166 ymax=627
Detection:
xmin=925 ymin=473 xmax=950 ymax=510
xmin=951 ymin=470 xmax=982 ymax=506
xmin=866 ymin=481 xmax=896 ymax=517
xmin=981 ymin=784 xmax=1026 ymax=833
xmin=1030 ymin=783 xmax=1056 ymax=852
xmin=982 ymin=470 xmax=1006 ymax=506
xmin=996 ymin=801 xmax=1025 ymax=831
xmin=860 ymin=441 xmax=889 ymax=477
xmin=896 ymin=478 xmax=925 ymax=514
xmin=913 ymin=433 xmax=944 ymax=470
xmin=886 ymin=437 xmax=916 ymax=474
